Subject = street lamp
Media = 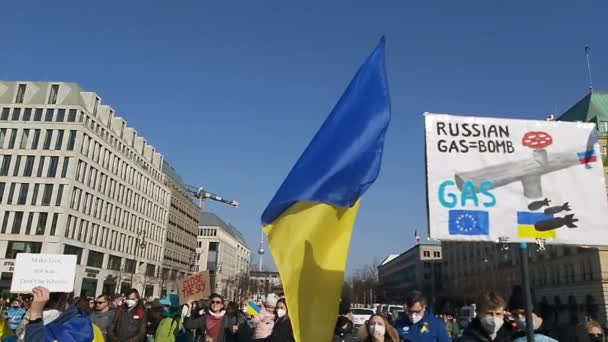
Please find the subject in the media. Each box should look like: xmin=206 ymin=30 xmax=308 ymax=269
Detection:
xmin=135 ymin=230 xmax=147 ymax=294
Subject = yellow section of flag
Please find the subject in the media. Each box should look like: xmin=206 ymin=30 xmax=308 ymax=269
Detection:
xmin=263 ymin=200 xmax=360 ymax=342
xmin=517 ymin=224 xmax=556 ymax=238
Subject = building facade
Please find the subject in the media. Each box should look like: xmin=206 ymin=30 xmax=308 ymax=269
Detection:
xmin=160 ymin=161 xmax=199 ymax=296
xmin=0 ymin=81 xmax=171 ymax=298
xmin=196 ymin=211 xmax=250 ymax=300
xmin=441 ymin=91 xmax=608 ymax=331
xmin=248 ymin=271 xmax=282 ymax=302
xmin=377 ymin=242 xmax=442 ymax=304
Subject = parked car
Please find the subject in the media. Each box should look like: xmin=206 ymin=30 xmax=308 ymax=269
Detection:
xmin=351 ymin=308 xmax=375 ymax=327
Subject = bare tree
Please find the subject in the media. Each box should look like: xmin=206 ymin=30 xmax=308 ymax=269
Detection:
xmin=349 ymin=257 xmax=383 ymax=305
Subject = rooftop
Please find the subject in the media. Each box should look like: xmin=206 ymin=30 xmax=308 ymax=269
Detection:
xmin=161 ymin=160 xmax=188 ymax=190
xmin=199 ymin=211 xmax=248 ymax=248
xmin=558 ymin=90 xmax=608 ymax=123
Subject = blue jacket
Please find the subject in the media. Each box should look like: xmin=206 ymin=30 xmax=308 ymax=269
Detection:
xmin=6 ymin=307 xmax=26 ymax=331
xmin=393 ymin=310 xmax=450 ymax=342
xmin=24 ymin=306 xmax=94 ymax=342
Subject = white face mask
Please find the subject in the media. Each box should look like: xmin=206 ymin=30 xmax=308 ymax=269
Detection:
xmin=277 ymin=309 xmax=287 ymax=318
xmin=480 ymin=316 xmax=504 ymax=336
xmin=409 ymin=313 xmax=423 ymax=324
xmin=125 ymin=299 xmax=137 ymax=308
xmin=370 ymin=324 xmax=386 ymax=338
xmin=242 ymin=307 xmax=248 ymax=314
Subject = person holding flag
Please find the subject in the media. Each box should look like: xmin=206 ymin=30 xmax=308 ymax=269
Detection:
xmin=260 ymin=36 xmax=391 ymax=342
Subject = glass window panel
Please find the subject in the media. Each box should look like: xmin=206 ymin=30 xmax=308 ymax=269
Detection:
xmin=44 ymin=109 xmax=54 ymax=122
xmin=24 ymin=156 xmax=34 ymax=177
xmin=11 ymin=212 xmax=23 ymax=234
xmin=36 ymin=212 xmax=48 ymax=235
xmin=33 ymin=108 xmax=42 ymax=121
xmin=11 ymin=108 xmax=21 ymax=121
xmin=41 ymin=184 xmax=53 ymax=206
xmin=31 ymin=184 xmax=39 ymax=205
xmin=42 ymin=130 xmax=52 ymax=150
xmin=54 ymin=130 xmax=64 ymax=150
xmin=47 ymin=157 xmax=59 ymax=177
xmin=17 ymin=183 xmax=28 ymax=205
xmin=20 ymin=129 xmax=30 ymax=149
xmin=31 ymin=129 xmax=41 ymax=149
xmin=48 ymin=85 xmax=59 ymax=104
xmin=22 ymin=108 xmax=32 ymax=121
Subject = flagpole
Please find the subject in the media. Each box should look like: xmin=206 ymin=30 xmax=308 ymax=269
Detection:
xmin=519 ymin=243 xmax=534 ymax=342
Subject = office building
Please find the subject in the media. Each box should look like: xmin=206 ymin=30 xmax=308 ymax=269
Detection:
xmin=196 ymin=211 xmax=250 ymax=300
xmin=248 ymin=271 xmax=282 ymax=302
xmin=0 ymin=81 xmax=170 ymax=297
xmin=159 ymin=161 xmax=199 ymax=296
xmin=377 ymin=242 xmax=442 ymax=303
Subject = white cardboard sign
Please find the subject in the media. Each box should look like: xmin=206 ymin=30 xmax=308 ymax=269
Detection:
xmin=10 ymin=254 xmax=77 ymax=293
xmin=425 ymin=113 xmax=608 ymax=245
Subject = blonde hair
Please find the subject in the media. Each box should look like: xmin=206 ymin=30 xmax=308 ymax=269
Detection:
xmin=358 ymin=314 xmax=400 ymax=342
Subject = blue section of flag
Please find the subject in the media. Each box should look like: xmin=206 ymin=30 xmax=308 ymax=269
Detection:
xmin=517 ymin=211 xmax=553 ymax=225
xmin=448 ymin=210 xmax=489 ymax=235
xmin=577 ymin=150 xmax=595 ymax=159
xmin=261 ymin=37 xmax=391 ymax=225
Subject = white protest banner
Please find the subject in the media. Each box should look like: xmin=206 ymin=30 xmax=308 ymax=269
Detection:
xmin=177 ymin=271 xmax=211 ymax=305
xmin=10 ymin=254 xmax=77 ymax=292
xmin=425 ymin=113 xmax=608 ymax=245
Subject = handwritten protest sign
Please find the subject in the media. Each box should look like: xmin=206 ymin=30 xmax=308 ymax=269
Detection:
xmin=10 ymin=254 xmax=77 ymax=293
xmin=425 ymin=113 xmax=608 ymax=245
xmin=177 ymin=271 xmax=211 ymax=304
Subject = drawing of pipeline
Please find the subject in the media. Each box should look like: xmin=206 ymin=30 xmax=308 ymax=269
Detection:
xmin=455 ymin=150 xmax=582 ymax=198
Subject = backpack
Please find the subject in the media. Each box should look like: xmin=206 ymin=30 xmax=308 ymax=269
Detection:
xmin=154 ymin=316 xmax=188 ymax=342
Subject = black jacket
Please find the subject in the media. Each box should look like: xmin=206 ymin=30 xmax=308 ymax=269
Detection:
xmin=456 ymin=318 xmax=513 ymax=342
xmin=109 ymin=303 xmax=148 ymax=342
xmin=183 ymin=312 xmax=227 ymax=342
xmin=265 ymin=316 xmax=295 ymax=342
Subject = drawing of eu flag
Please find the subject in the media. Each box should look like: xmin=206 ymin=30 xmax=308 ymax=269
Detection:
xmin=448 ymin=210 xmax=489 ymax=235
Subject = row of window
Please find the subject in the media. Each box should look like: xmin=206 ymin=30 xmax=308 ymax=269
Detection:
xmin=0 ymin=182 xmax=64 ymax=207
xmin=79 ymin=136 xmax=168 ymax=208
xmin=1 ymin=107 xmax=80 ymax=123
xmin=0 ymin=128 xmax=77 ymax=152
xmin=166 ymin=232 xmax=196 ymax=252
xmin=70 ymin=186 xmax=164 ymax=244
xmin=199 ymin=228 xmax=217 ymax=237
xmin=170 ymin=200 xmax=199 ymax=226
xmin=169 ymin=215 xmax=197 ymax=239
xmin=0 ymin=211 xmax=59 ymax=236
xmin=9 ymin=83 xmax=62 ymax=105
xmin=64 ymin=214 xmax=162 ymax=263
xmin=0 ymin=155 xmax=70 ymax=179
xmin=75 ymin=159 xmax=167 ymax=224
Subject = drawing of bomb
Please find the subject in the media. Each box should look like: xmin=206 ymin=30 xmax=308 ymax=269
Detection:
xmin=518 ymin=199 xmax=579 ymax=239
xmin=455 ymin=131 xmax=597 ymax=199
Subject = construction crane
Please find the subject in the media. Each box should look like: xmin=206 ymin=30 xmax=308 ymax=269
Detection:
xmin=186 ymin=185 xmax=240 ymax=210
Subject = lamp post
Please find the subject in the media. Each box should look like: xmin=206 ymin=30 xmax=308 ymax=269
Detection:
xmin=135 ymin=230 xmax=147 ymax=295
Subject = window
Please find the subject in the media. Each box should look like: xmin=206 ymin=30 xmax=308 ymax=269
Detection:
xmin=11 ymin=108 xmax=21 ymax=121
xmin=54 ymin=130 xmax=64 ymax=150
xmin=423 ymin=251 xmax=431 ymax=257
xmin=15 ymin=84 xmax=26 ymax=103
xmin=0 ymin=182 xmax=4 ymax=203
xmin=31 ymin=184 xmax=39 ymax=205
xmin=42 ymin=130 xmax=53 ymax=150
xmin=33 ymin=109 xmax=42 ymax=121
xmin=37 ymin=156 xmax=45 ymax=177
xmin=17 ymin=183 xmax=28 ymax=205
xmin=49 ymin=213 xmax=58 ymax=236
xmin=41 ymin=184 xmax=53 ymax=206
xmin=5 ymin=241 xmax=42 ymax=259
xmin=36 ymin=212 xmax=48 ymax=235
xmin=434 ymin=251 xmax=441 ymax=258
xmin=0 ymin=212 xmax=9 ymax=233
xmin=47 ymin=157 xmax=59 ymax=177
xmin=146 ymin=264 xmax=156 ymax=277
xmin=56 ymin=109 xmax=65 ymax=122
xmin=93 ymin=98 xmax=100 ymax=116
xmin=20 ymin=129 xmax=30 ymax=149
xmin=67 ymin=130 xmax=76 ymax=150
xmin=25 ymin=213 xmax=34 ymax=235
xmin=7 ymin=129 xmax=17 ymax=149
xmin=0 ymin=129 xmax=6 ymax=147
xmin=87 ymin=250 xmax=104 ymax=268
xmin=24 ymin=156 xmax=34 ymax=176
xmin=6 ymin=183 xmax=15 ymax=204
xmin=44 ymin=109 xmax=54 ymax=122
xmin=11 ymin=212 xmax=23 ymax=234
xmin=31 ymin=129 xmax=40 ymax=149
xmin=12 ymin=156 xmax=21 ymax=176
xmin=61 ymin=157 xmax=69 ymax=178
xmin=48 ymin=85 xmax=59 ymax=104
xmin=124 ymin=259 xmax=136 ymax=273
xmin=67 ymin=109 xmax=77 ymax=122
xmin=55 ymin=184 xmax=63 ymax=206
xmin=23 ymin=108 xmax=31 ymax=121
xmin=63 ymin=245 xmax=83 ymax=264
xmin=0 ymin=108 xmax=8 ymax=120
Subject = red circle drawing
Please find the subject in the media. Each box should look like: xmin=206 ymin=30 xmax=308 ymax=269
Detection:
xmin=522 ymin=131 xmax=553 ymax=149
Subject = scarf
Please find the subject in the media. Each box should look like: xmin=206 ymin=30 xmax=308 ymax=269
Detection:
xmin=205 ymin=310 xmax=226 ymax=340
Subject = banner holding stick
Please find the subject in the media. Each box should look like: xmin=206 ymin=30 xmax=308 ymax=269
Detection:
xmin=176 ymin=272 xmax=211 ymax=304
xmin=10 ymin=253 xmax=77 ymax=293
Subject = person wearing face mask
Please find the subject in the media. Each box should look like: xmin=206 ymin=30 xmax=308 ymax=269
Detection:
xmin=393 ymin=291 xmax=449 ymax=342
xmin=249 ymin=294 xmax=278 ymax=340
xmin=6 ymin=299 xmax=26 ymax=332
xmin=360 ymin=314 xmax=400 ymax=342
xmin=507 ymin=286 xmax=557 ymax=342
xmin=109 ymin=288 xmax=148 ymax=342
xmin=265 ymin=298 xmax=295 ymax=342
xmin=456 ymin=292 xmax=513 ymax=342
xmin=580 ymin=320 xmax=606 ymax=342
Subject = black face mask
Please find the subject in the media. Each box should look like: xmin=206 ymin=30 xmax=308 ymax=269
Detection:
xmin=589 ymin=334 xmax=604 ymax=342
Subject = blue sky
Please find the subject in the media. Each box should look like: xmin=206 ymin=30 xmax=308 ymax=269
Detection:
xmin=2 ymin=1 xmax=607 ymax=272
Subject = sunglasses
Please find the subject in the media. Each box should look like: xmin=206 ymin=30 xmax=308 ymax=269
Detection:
xmin=95 ymin=301 xmax=106 ymax=305
xmin=211 ymin=300 xmax=223 ymax=304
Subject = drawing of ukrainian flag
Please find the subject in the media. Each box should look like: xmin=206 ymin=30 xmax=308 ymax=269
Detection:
xmin=517 ymin=212 xmax=555 ymax=238
xmin=246 ymin=301 xmax=261 ymax=316
xmin=261 ymin=37 xmax=391 ymax=342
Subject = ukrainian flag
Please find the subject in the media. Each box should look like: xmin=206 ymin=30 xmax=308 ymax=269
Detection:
xmin=261 ymin=37 xmax=391 ymax=342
